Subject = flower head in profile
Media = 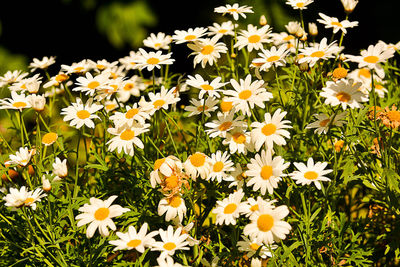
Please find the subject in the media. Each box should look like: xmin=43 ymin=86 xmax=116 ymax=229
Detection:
xmin=143 ymin=32 xmax=172 ymax=50
xmin=172 ymin=27 xmax=208 ymax=44
xmin=290 ymin=157 xmax=332 ymax=190
xmin=75 ymin=195 xmax=130 ymax=238
xmin=317 ymin=13 xmax=358 ymax=35
xmin=341 ymin=0 xmax=359 ymax=14
xmin=109 ymin=223 xmax=158 ymax=252
xmin=6 ymin=147 xmax=35 ymax=167
xmin=208 ymin=21 xmax=236 ymax=38
xmin=29 ymin=56 xmax=56 ymax=71
xmin=305 ymin=112 xmax=347 ymax=134
xmin=214 ymin=3 xmax=253 ymax=20
xmin=61 ymin=98 xmax=103 ymax=129
xmin=286 ymin=0 xmax=314 ymax=10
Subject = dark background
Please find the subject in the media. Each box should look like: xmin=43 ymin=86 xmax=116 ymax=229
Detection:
xmin=0 ymin=0 xmax=399 ymax=74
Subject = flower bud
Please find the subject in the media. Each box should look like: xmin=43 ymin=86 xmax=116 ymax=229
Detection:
xmin=308 ymin=22 xmax=318 ymax=36
xmin=259 ymin=15 xmax=267 ymax=26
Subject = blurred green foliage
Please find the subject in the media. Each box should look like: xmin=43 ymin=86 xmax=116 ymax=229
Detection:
xmin=96 ymin=0 xmax=157 ymax=49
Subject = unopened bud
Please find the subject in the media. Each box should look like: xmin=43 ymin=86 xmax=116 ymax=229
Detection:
xmin=259 ymin=15 xmax=267 ymax=26
xmin=308 ymin=22 xmax=318 ymax=36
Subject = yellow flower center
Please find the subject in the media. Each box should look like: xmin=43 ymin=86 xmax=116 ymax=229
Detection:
xmin=239 ymin=89 xmax=252 ymax=100
xmin=153 ymin=99 xmax=166 ymax=109
xmin=55 ymin=74 xmax=69 ymax=82
xmin=124 ymin=83 xmax=134 ymax=91
xmin=120 ymin=129 xmax=135 ymax=141
xmin=250 ymin=243 xmax=261 ymax=251
xmin=165 ymin=175 xmax=179 ymax=189
xmin=267 ymin=55 xmax=280 ymax=62
xmin=74 ymin=67 xmax=84 ymax=73
xmin=304 ymin=171 xmax=319 ymax=180
xmin=87 ymin=81 xmax=100 ymax=89
xmin=223 ymin=203 xmax=238 ymax=214
xmin=319 ymin=118 xmax=330 ymax=127
xmin=296 ymin=2 xmax=305 ymax=8
xmin=201 ymin=45 xmax=214 ymax=55
xmin=283 ymin=35 xmax=295 ymax=41
xmin=257 ymin=214 xmax=274 ymax=232
xmin=196 ymin=105 xmax=209 ymax=112
xmin=331 ymin=21 xmax=343 ymax=27
xmin=125 ymin=108 xmax=139 ymax=119
xmin=220 ymin=101 xmax=233 ymax=112
xmin=219 ymin=121 xmax=233 ymax=131
xmin=190 ymin=153 xmax=206 ymax=167
xmin=147 ymin=57 xmax=160 ymax=65
xmin=154 ymin=158 xmax=166 ymax=170
xmin=248 ymin=35 xmax=261 ymax=43
xmin=336 ymin=92 xmax=351 ymax=102
xmin=232 ymin=132 xmax=246 ymax=144
xmin=127 ymin=239 xmax=141 ymax=248
xmin=24 ymin=197 xmax=35 ymax=205
xmin=363 ymin=55 xmax=379 ymax=64
xmin=168 ymin=195 xmax=182 ymax=208
xmin=219 ymin=29 xmax=228 ymax=34
xmin=310 ymin=51 xmax=325 ymax=58
xmin=261 ymin=123 xmax=277 ymax=136
xmin=260 ymin=165 xmax=273 ymax=180
xmin=185 ymin=35 xmax=196 ymax=41
xmin=228 ymin=8 xmax=237 ymax=12
xmin=94 ymin=207 xmax=110 ymax=221
xmin=358 ymin=68 xmax=371 ymax=79
xmin=42 ymin=132 xmax=58 ymax=145
xmin=213 ymin=161 xmax=224 ymax=172
xmin=105 ymin=104 xmax=116 ymax=111
xmin=154 ymin=43 xmax=162 ymax=48
xmin=163 ymin=242 xmax=177 ymax=251
xmin=250 ymin=204 xmax=259 ymax=212
xmin=200 ymin=84 xmax=214 ymax=91
xmin=12 ymin=102 xmax=27 ymax=108
xmin=76 ymin=110 xmax=91 ymax=120
xmin=96 ymin=64 xmax=105 ymax=70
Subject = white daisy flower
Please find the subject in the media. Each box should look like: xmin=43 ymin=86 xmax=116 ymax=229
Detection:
xmin=317 ymin=13 xmax=358 ymax=35
xmin=212 ymin=189 xmax=245 ymax=225
xmin=250 ymin=108 xmax=292 ymax=152
xmin=320 ymin=78 xmax=367 ymax=110
xmin=222 ymin=127 xmax=253 ymax=155
xmin=61 ymin=60 xmax=91 ymax=74
xmin=109 ymin=223 xmax=158 ymax=252
xmin=109 ymin=104 xmax=150 ymax=128
xmin=60 ymin=98 xmax=103 ymax=129
xmin=151 ymin=225 xmax=189 ymax=259
xmin=75 ymin=195 xmax=130 ymax=238
xmin=214 ymin=3 xmax=253 ymax=20
xmin=345 ymin=42 xmax=395 ymax=78
xmin=205 ymin=111 xmax=246 ymax=138
xmin=243 ymin=204 xmax=291 ymax=245
xmin=158 ymin=194 xmax=187 ymax=222
xmin=305 ymin=112 xmax=348 ymax=134
xmin=245 ymin=150 xmax=290 ymax=195
xmin=185 ymin=74 xmax=227 ymax=99
xmin=43 ymin=72 xmax=69 ymax=88
xmin=107 ymin=123 xmax=149 ymax=157
xmin=224 ymin=74 xmax=273 ymax=117
xmin=87 ymin=59 xmax=119 ymax=73
xmin=183 ymin=152 xmax=212 ymax=180
xmin=119 ymin=51 xmax=142 ymax=70
xmin=6 ymin=147 xmax=35 ymax=167
xmin=286 ymin=0 xmax=314 ymax=9
xmin=290 ymin=157 xmax=332 ymax=190
xmin=150 ymin=156 xmax=182 ymax=188
xmin=0 ymin=91 xmax=32 ymax=111
xmin=9 ymin=74 xmax=42 ymax=94
xmin=207 ymin=21 xmax=235 ymax=38
xmin=207 ymin=150 xmax=235 ymax=182
xmin=23 ymin=187 xmax=47 ymax=210
xmin=239 ymin=196 xmax=277 ymax=218
xmin=234 ymin=24 xmax=272 ymax=52
xmin=143 ymin=32 xmax=172 ymax=50
xmin=134 ymin=48 xmax=175 ymax=71
xmin=252 ymin=45 xmax=290 ymax=71
xmin=28 ymin=94 xmax=46 ymax=111
xmin=184 ymin=97 xmax=219 ymax=117
xmin=0 ymin=70 xmax=28 ymax=87
xmin=223 ymin=163 xmax=246 ymax=189
xmin=29 ymin=56 xmax=56 ymax=71
xmin=172 ymin=27 xmax=208 ymax=44
xmin=2 ymin=186 xmax=29 ymax=209
xmin=187 ymin=36 xmax=228 ymax=68
xmin=116 ymin=75 xmax=146 ymax=102
xmin=237 ymin=235 xmax=277 ymax=259
xmin=141 ymin=86 xmax=180 ymax=115
xmin=298 ymin=38 xmax=341 ymax=67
